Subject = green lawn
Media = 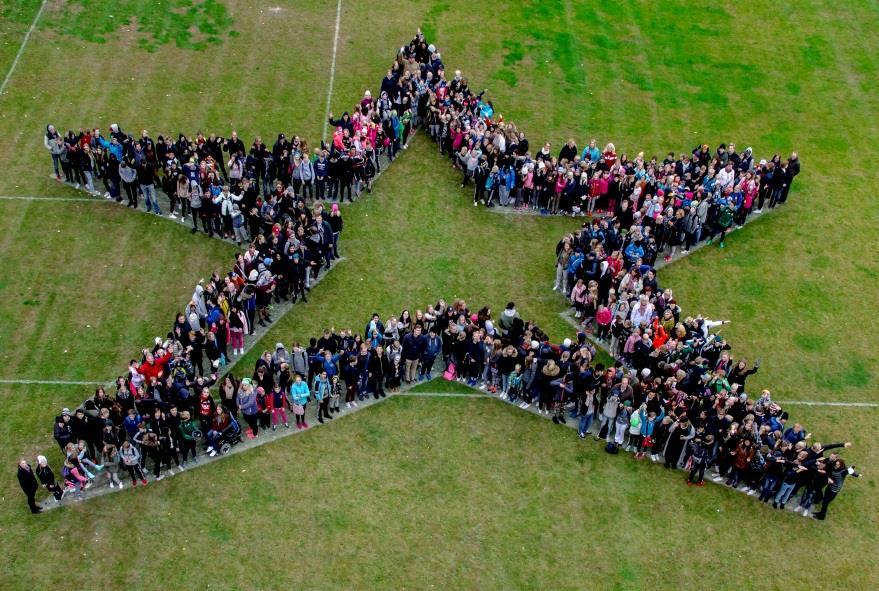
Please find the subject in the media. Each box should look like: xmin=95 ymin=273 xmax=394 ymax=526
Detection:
xmin=1 ymin=0 xmax=878 ymax=588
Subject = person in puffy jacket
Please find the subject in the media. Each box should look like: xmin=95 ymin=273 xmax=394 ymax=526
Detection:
xmin=289 ymin=374 xmax=310 ymax=429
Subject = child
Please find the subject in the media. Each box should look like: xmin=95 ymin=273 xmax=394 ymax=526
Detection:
xmin=61 ymin=459 xmax=89 ymax=499
xmin=504 ymin=364 xmax=523 ymax=402
xmin=119 ymin=441 xmax=147 ymax=486
xmin=687 ymin=434 xmax=714 ymax=486
xmin=330 ymin=375 xmax=343 ymax=414
xmin=388 ymin=358 xmax=403 ymax=392
xmin=101 ymin=443 xmax=122 ymax=489
xmin=595 ymin=305 xmax=612 ymax=341
xmin=255 ymin=386 xmax=271 ymax=432
xmin=268 ymin=383 xmax=290 ymax=430
xmin=289 ymin=374 xmax=310 ymax=429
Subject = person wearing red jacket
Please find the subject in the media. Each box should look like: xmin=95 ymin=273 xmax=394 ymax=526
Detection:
xmin=138 ymin=350 xmax=173 ymax=382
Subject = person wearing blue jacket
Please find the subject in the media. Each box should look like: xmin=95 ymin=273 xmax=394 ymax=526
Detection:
xmin=624 ymin=240 xmax=645 ymax=267
xmin=498 ymin=165 xmax=516 ymax=206
xmin=311 ymin=351 xmax=342 ymax=379
xmin=289 ymin=374 xmax=310 ymax=429
xmin=311 ymin=371 xmax=332 ymax=424
xmin=634 ymin=405 xmax=665 ymax=459
xmin=419 ymin=328 xmax=442 ymax=381
xmin=565 ymin=249 xmax=584 ymax=297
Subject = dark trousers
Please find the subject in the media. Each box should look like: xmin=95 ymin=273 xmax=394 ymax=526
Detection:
xmin=181 ymin=439 xmax=197 ymax=462
xmin=123 ymin=181 xmax=138 ymax=206
xmin=243 ymin=413 xmax=259 ymax=436
xmin=814 ymin=489 xmax=838 ymax=519
xmin=688 ymin=461 xmax=707 ymax=483
xmin=25 ymin=489 xmax=40 ymax=513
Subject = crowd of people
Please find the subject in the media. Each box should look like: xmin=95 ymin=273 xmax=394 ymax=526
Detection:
xmin=22 ymin=30 xmax=853 ymax=523
xmin=21 ymin=294 xmax=858 ymax=521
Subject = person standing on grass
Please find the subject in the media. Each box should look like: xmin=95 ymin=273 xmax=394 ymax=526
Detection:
xmin=17 ymin=460 xmax=42 ymax=514
xmin=813 ymin=458 xmax=860 ymax=520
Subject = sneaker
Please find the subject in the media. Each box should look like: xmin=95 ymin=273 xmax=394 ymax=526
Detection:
xmin=131 ymin=480 xmax=138 ymax=487
xmin=346 ymin=402 xmax=351 ymax=409
xmin=681 ymin=250 xmax=689 ymax=255
xmin=118 ymin=481 xmax=124 ymax=489
xmin=209 ymin=450 xmax=217 ymax=457
xmin=75 ymin=183 xmax=80 ymax=189
xmin=157 ymin=474 xmax=165 ymax=481
xmin=579 ymin=433 xmax=586 ymax=439
xmin=169 ymin=213 xmax=177 ymax=219
xmin=178 ymin=465 xmax=185 ymax=472
xmin=754 ymin=209 xmax=762 ymax=213
xmin=352 ymin=401 xmax=358 ymax=407
xmin=285 ymin=423 xmax=290 ymax=429
xmin=108 ymin=482 xmax=115 ymax=489
xmin=303 ymin=422 xmax=309 ymax=428
xmin=206 ymin=446 xmax=214 ymax=453
xmin=141 ymin=480 xmax=148 ymax=486
xmin=696 ymin=481 xmax=704 ymax=487
xmin=686 ymin=480 xmax=693 ymax=486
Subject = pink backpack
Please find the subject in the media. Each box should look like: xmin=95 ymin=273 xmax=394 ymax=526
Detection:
xmin=442 ymin=363 xmax=457 ymax=381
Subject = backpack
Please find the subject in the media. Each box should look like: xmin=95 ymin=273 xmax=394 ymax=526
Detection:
xmin=442 ymin=363 xmax=457 ymax=381
xmin=605 ymin=442 xmax=619 ymax=454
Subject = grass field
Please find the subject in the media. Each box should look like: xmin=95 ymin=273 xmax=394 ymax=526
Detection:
xmin=1 ymin=0 xmax=877 ymax=589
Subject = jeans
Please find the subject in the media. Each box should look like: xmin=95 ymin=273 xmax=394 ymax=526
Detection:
xmin=599 ymin=415 xmax=615 ymax=441
xmin=774 ymin=481 xmax=796 ymax=506
xmin=578 ymin=412 xmax=594 ymax=436
xmin=332 ymin=232 xmax=340 ymax=257
xmin=315 ymin=179 xmax=326 ymax=201
xmin=51 ymin=153 xmax=61 ymax=176
xmin=141 ymin=184 xmax=161 ymax=213
xmin=83 ymin=170 xmax=95 ymax=193
xmin=419 ymin=356 xmax=436 ymax=380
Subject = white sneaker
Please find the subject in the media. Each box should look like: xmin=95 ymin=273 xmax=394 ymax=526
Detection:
xmin=108 ymin=482 xmax=115 ymax=489
xmin=104 ymin=192 xmax=110 ymax=198
xmin=209 ymin=450 xmax=217 ymax=457
xmin=157 ymin=474 xmax=165 ymax=481
xmin=755 ymin=209 xmax=762 ymax=213
xmin=346 ymin=402 xmax=351 ymax=409
xmin=169 ymin=213 xmax=177 ymax=219
xmin=681 ymin=250 xmax=689 ymax=255
xmin=75 ymin=183 xmax=80 ymax=189
xmin=118 ymin=481 xmax=124 ymax=489
xmin=178 ymin=465 xmax=185 ymax=472
xmin=352 ymin=401 xmax=358 ymax=407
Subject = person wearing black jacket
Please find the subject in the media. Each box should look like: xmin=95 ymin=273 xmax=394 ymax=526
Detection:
xmin=17 ymin=459 xmax=42 ymax=513
xmin=367 ymin=345 xmax=389 ymax=399
xmin=36 ymin=455 xmax=63 ymax=502
xmin=223 ymin=132 xmax=245 ymax=162
xmin=814 ymin=458 xmax=860 ymax=520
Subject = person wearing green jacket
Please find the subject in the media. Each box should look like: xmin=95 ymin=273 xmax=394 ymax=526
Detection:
xmin=289 ymin=374 xmax=310 ymax=429
xmin=178 ymin=411 xmax=199 ymax=465
xmin=716 ymin=200 xmax=735 ymax=248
